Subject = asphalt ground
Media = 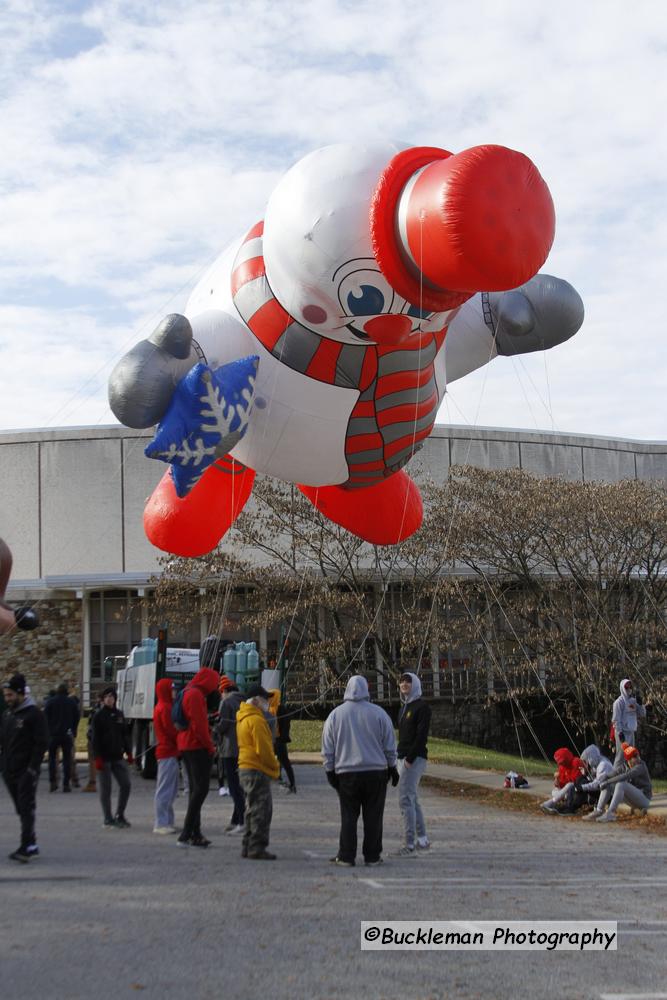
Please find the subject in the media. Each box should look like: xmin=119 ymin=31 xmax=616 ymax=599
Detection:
xmin=1 ymin=764 xmax=666 ymax=1000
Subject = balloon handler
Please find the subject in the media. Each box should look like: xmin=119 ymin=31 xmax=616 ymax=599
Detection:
xmin=109 ymin=141 xmax=584 ymax=557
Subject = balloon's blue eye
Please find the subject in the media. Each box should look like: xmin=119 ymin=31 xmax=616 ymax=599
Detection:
xmin=407 ymin=304 xmax=432 ymax=320
xmin=347 ymin=285 xmax=385 ymax=316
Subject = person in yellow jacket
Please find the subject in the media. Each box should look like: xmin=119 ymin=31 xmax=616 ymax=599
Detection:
xmin=236 ymin=684 xmax=280 ymax=860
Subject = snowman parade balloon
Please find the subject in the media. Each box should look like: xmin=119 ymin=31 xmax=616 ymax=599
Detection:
xmin=109 ymin=141 xmax=584 ymax=557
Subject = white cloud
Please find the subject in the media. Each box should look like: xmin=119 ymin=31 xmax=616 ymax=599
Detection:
xmin=0 ymin=0 xmax=665 ymax=443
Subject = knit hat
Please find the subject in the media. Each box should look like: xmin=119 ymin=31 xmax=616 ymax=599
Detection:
xmin=246 ymin=683 xmax=270 ymax=700
xmin=3 ymin=672 xmax=26 ymax=694
xmin=218 ymin=675 xmax=237 ymax=693
xmin=622 ymin=742 xmax=639 ymax=761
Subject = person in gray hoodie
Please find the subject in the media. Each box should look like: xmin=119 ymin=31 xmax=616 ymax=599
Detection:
xmin=217 ymin=683 xmax=246 ymax=834
xmin=579 ymin=744 xmax=615 ymax=820
xmin=611 ymin=678 xmax=646 ymax=748
xmin=322 ymin=675 xmax=397 ymax=867
xmin=593 ymin=742 xmax=653 ymax=823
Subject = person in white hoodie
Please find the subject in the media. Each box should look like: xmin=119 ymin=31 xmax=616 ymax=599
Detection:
xmin=322 ymin=675 xmax=397 ymax=868
xmin=579 ymin=744 xmax=615 ymax=820
xmin=611 ymin=679 xmax=646 ymax=748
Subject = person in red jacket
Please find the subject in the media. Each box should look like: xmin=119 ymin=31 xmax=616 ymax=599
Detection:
xmin=153 ymin=678 xmax=179 ymax=835
xmin=540 ymin=749 xmax=586 ymax=814
xmin=176 ymin=667 xmax=219 ymax=848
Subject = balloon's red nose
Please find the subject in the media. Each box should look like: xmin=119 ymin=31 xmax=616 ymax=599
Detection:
xmin=363 ymin=314 xmax=413 ymax=344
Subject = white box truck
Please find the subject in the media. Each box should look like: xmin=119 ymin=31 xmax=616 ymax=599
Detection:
xmin=114 ymin=629 xmax=200 ymax=778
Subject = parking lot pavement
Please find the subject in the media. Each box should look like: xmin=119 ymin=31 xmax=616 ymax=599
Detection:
xmin=1 ymin=765 xmax=666 ymax=1000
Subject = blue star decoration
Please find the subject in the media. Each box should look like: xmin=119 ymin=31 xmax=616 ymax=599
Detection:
xmin=145 ymin=356 xmax=259 ymax=497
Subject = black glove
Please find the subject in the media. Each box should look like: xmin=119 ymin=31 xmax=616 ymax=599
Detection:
xmin=388 ymin=766 xmax=400 ymax=787
xmin=14 ymin=606 xmax=39 ymax=631
xmin=326 ymin=771 xmax=339 ymax=790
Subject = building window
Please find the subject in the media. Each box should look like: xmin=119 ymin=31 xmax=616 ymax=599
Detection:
xmin=89 ymin=591 xmax=143 ymax=679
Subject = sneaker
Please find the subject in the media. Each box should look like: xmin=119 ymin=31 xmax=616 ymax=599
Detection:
xmin=62 ymin=785 xmax=72 ymax=793
xmin=247 ymin=850 xmax=276 ymax=860
xmin=25 ymin=845 xmax=40 ymax=858
xmin=114 ymin=816 xmax=131 ymax=829
xmin=364 ymin=858 xmax=384 ymax=867
xmin=582 ymin=810 xmax=602 ymax=821
xmin=540 ymin=801 xmax=558 ymax=815
xmin=102 ymin=819 xmax=116 ymax=829
xmin=241 ymin=846 xmax=248 ymax=858
xmin=176 ymin=836 xmax=190 ymax=848
xmin=329 ymin=856 xmax=355 ymax=867
xmin=190 ymin=836 xmax=211 ymax=848
xmin=153 ymin=826 xmax=177 ymax=835
xmin=596 ymin=811 xmax=618 ymax=823
xmin=82 ymin=782 xmax=97 ymax=793
xmin=395 ymin=846 xmax=417 ymax=857
xmin=416 ymin=837 xmax=430 ymax=850
xmin=49 ymin=783 xmax=58 ymax=793
xmin=9 ymin=847 xmax=31 ymax=863
xmin=226 ymin=824 xmax=244 ymax=835
xmin=218 ymin=787 xmax=230 ymax=797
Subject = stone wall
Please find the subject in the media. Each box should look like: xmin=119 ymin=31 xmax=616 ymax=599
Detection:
xmin=0 ymin=597 xmax=82 ymax=704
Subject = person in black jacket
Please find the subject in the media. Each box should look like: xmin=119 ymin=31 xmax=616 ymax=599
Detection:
xmin=1 ymin=672 xmax=49 ymax=862
xmin=44 ymin=683 xmax=80 ymax=792
xmin=91 ymin=687 xmax=133 ymax=828
xmin=395 ymin=672 xmax=431 ymax=857
xmin=275 ymin=697 xmax=296 ymax=793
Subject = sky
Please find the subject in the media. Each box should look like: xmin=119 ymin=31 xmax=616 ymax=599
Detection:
xmin=1 ymin=0 xmax=666 ymax=442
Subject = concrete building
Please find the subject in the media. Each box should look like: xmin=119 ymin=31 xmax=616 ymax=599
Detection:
xmin=1 ymin=423 xmax=665 ymax=705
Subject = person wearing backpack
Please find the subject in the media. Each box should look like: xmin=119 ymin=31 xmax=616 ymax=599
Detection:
xmin=153 ymin=679 xmax=179 ymax=835
xmin=175 ymin=667 xmax=220 ymax=848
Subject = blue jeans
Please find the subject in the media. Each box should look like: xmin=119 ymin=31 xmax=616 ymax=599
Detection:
xmin=223 ymin=756 xmax=245 ymax=825
xmin=154 ymin=756 xmax=179 ymax=828
xmin=398 ymin=757 xmax=428 ymax=847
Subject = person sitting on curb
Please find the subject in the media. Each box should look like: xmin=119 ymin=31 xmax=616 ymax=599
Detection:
xmin=540 ymin=758 xmax=588 ymax=815
xmin=540 ymin=748 xmax=584 ymax=814
xmin=237 ymin=684 xmax=280 ymax=860
xmin=593 ymin=742 xmax=653 ymax=823
xmin=579 ymin=744 xmax=615 ymax=820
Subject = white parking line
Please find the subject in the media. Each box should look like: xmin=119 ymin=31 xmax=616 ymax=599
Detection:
xmin=600 ymin=994 xmax=667 ymax=999
xmin=357 ymin=877 xmax=667 ymax=890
